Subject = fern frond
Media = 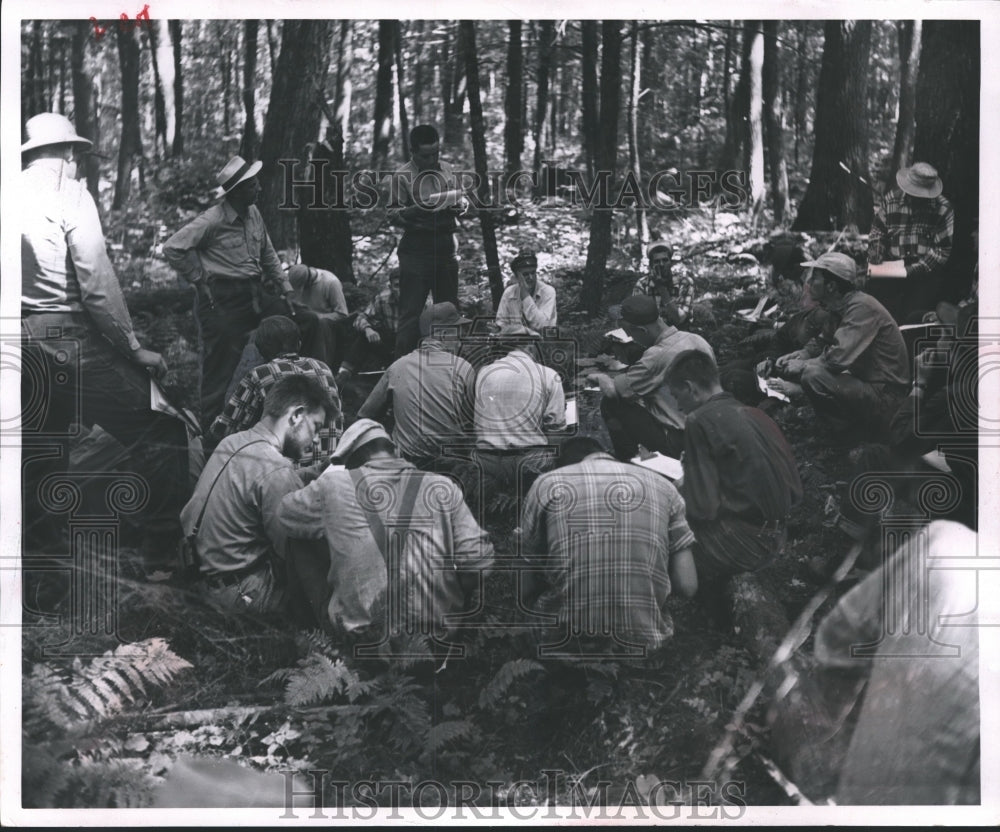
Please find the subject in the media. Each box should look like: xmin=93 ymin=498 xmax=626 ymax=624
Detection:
xmin=478 ymin=659 xmax=544 ymax=710
xmin=424 ymin=719 xmax=475 ymax=751
xmin=284 ymin=654 xmax=362 ymax=706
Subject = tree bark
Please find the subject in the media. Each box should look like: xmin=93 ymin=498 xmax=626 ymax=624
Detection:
xmin=220 ymin=28 xmax=232 ymax=136
xmin=504 ymin=20 xmax=524 ymax=179
xmin=394 ymin=21 xmax=410 ymax=162
xmin=763 ymin=21 xmax=789 ymax=226
xmin=746 ymin=22 xmax=765 ymax=223
xmin=168 ymin=20 xmax=184 ymax=156
xmin=626 ymin=22 xmax=648 ymax=247
xmin=581 ymin=21 xmax=599 ymax=179
xmin=444 ymin=22 xmax=468 ymax=147
xmin=793 ymin=22 xmax=809 ymax=166
xmin=150 ymin=20 xmax=176 ymax=156
xmin=113 ymin=24 xmax=143 ymax=210
xmin=411 ymin=20 xmax=424 ymax=123
xmin=71 ymin=21 xmax=100 ymax=198
xmin=258 ymin=20 xmax=336 ymax=251
xmin=531 ymin=20 xmax=555 ymax=176
xmin=461 ymin=21 xmax=504 ymax=308
xmin=371 ymin=20 xmax=396 ymax=170
xmin=718 ymin=23 xmax=750 ymax=175
xmin=889 ymin=20 xmax=921 ymax=179
xmin=239 ymin=20 xmax=259 ymax=159
xmin=332 ymin=21 xmax=353 ymax=141
xmin=792 ymin=21 xmax=873 ymax=232
xmin=298 ymin=128 xmax=355 ymax=283
xmin=24 ymin=22 xmax=46 ymax=117
xmin=147 ymin=22 xmax=168 ymax=158
xmin=914 ymin=21 xmax=979 ymax=300
xmin=582 ymin=22 xmax=622 ymax=315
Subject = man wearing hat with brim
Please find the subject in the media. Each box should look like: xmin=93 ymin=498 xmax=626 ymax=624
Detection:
xmin=20 ymin=112 xmax=189 ymax=558
xmin=358 ymin=302 xmax=476 ymax=470
xmin=588 ymin=294 xmax=714 ymax=461
xmin=495 ymin=250 xmax=557 ymax=335
xmin=775 ymin=252 xmax=909 ymax=438
xmin=164 ymin=155 xmax=287 ymax=429
xmin=277 ymin=418 xmax=493 ymax=640
xmin=632 ymin=241 xmax=695 ymax=327
xmin=868 ymin=162 xmax=954 ymax=322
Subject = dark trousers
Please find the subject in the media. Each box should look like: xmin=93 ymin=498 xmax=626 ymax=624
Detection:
xmin=691 ymin=515 xmax=787 ymax=583
xmin=195 ymin=280 xmax=259 ymax=429
xmin=600 ymin=397 xmax=684 ymax=461
xmin=800 ymin=364 xmax=906 ymax=436
xmin=341 ymin=328 xmax=397 ymax=373
xmin=21 ymin=313 xmax=189 ymax=545
xmin=395 ymin=231 xmax=459 ymax=358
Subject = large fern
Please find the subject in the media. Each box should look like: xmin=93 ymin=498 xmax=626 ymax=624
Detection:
xmin=478 ymin=659 xmax=544 ymax=710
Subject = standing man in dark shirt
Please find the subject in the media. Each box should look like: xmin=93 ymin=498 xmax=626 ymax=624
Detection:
xmin=164 ymin=155 xmax=287 ymax=429
xmin=387 ymin=125 xmax=468 ymax=358
xmin=667 ymin=350 xmax=802 ymax=583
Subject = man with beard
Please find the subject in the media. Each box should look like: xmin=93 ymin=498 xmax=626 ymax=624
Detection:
xmin=180 ymin=375 xmax=335 ymax=615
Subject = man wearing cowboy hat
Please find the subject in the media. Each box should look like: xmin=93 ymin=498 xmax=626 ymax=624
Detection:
xmin=495 ymin=250 xmax=557 ymax=335
xmin=868 ymin=162 xmax=954 ymax=322
xmin=775 ymin=252 xmax=909 ymax=438
xmin=20 ymin=112 xmax=188 ymax=556
xmin=164 ymin=155 xmax=286 ymax=428
xmin=631 ymin=240 xmax=694 ymax=327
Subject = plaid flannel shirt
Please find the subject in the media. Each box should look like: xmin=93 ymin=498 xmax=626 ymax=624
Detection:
xmin=868 ymin=189 xmax=954 ymax=277
xmin=355 ymin=287 xmax=400 ymax=335
xmin=632 ymin=266 xmax=695 ymax=323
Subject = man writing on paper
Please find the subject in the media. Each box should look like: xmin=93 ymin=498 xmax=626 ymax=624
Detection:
xmin=867 ymin=162 xmax=953 ymax=322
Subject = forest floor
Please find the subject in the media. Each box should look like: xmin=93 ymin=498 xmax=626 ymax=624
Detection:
xmin=23 ymin=198 xmax=884 ymax=811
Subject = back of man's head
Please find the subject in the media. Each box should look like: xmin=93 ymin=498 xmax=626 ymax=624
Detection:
xmin=262 ymin=374 xmax=333 ymax=421
xmin=410 ymin=124 xmax=439 ymax=149
xmin=255 ymin=316 xmax=301 ymax=360
xmin=667 ymin=349 xmax=720 ymax=391
xmin=555 ymin=436 xmax=607 ymax=469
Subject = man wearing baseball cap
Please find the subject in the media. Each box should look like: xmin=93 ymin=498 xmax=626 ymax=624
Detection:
xmin=20 ymin=113 xmax=189 ymax=559
xmin=632 ymin=241 xmax=694 ymax=327
xmin=495 ymin=250 xmax=557 ymax=335
xmin=775 ymin=252 xmax=909 ymax=437
xmin=164 ymin=155 xmax=287 ymax=429
xmin=868 ymin=162 xmax=954 ymax=321
xmin=277 ymin=418 xmax=493 ymax=639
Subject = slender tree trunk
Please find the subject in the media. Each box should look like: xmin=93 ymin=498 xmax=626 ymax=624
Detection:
xmin=71 ymin=20 xmax=99 ymax=198
xmin=220 ymin=29 xmax=232 ymax=136
xmin=794 ymin=21 xmax=808 ymax=165
xmin=168 ymin=20 xmax=184 ymax=156
xmin=444 ymin=22 xmax=467 ymax=147
xmin=626 ymin=22 xmax=648 ymax=247
xmin=548 ymin=49 xmax=560 ymax=152
xmin=504 ymin=20 xmax=524 ymax=178
xmin=719 ymin=23 xmax=749 ymax=174
xmin=890 ymin=20 xmax=921 ymax=179
xmin=147 ymin=23 xmax=168 ymax=158
xmin=240 ymin=20 xmax=259 ymax=159
xmin=531 ymin=20 xmax=555 ymax=176
xmin=24 ymin=22 xmax=45 ymax=116
xmin=581 ymin=21 xmax=599 ymax=179
xmin=113 ymin=24 xmax=142 ymax=210
xmin=746 ymin=22 xmax=765 ymax=223
xmin=371 ymin=20 xmax=396 ymax=170
xmin=792 ymin=21 xmax=873 ymax=231
xmin=332 ymin=21 xmax=353 ymax=140
xmin=461 ymin=21 xmax=504 ymax=307
xmin=265 ymin=20 xmax=277 ymax=72
xmin=640 ymin=26 xmax=657 ymax=152
xmin=582 ymin=22 xmax=623 ymax=315
xmin=763 ymin=21 xmax=789 ymax=226
xmin=258 ymin=20 xmax=336 ymax=250
xmin=411 ymin=20 xmax=424 ymax=123
xmin=151 ymin=20 xmax=176 ymax=156
xmin=394 ymin=21 xmax=410 ymax=162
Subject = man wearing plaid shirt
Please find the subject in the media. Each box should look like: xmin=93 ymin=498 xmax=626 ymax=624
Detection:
xmin=518 ymin=436 xmax=698 ymax=657
xmin=209 ymin=316 xmax=342 ymax=454
xmin=632 ymin=241 xmax=694 ymax=326
xmin=337 ymin=268 xmax=401 ymax=384
xmin=868 ymin=162 xmax=953 ymax=321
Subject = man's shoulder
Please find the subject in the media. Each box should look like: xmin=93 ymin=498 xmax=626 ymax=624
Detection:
xmin=845 ymin=290 xmax=895 ymax=322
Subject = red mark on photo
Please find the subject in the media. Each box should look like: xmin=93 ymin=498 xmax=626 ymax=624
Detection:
xmin=90 ymin=4 xmax=151 ymax=41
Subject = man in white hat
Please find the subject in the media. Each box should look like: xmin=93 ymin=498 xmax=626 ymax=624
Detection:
xmin=20 ymin=113 xmax=188 ymax=557
xmin=868 ymin=162 xmax=954 ymax=321
xmin=277 ymin=418 xmax=493 ymax=640
xmin=775 ymin=252 xmax=909 ymax=438
xmin=163 ymin=155 xmax=287 ymax=428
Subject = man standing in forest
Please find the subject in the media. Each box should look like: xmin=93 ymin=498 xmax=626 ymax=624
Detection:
xmin=868 ymin=162 xmax=954 ymax=321
xmin=164 ymin=155 xmax=287 ymax=429
xmin=387 ymin=124 xmax=468 ymax=358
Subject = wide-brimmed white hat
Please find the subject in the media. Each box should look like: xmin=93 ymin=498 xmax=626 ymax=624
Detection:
xmin=896 ymin=162 xmax=943 ymax=199
xmin=21 ymin=113 xmax=93 ymax=154
xmin=330 ymin=418 xmax=392 ymax=463
xmin=216 ymin=155 xmax=262 ymax=196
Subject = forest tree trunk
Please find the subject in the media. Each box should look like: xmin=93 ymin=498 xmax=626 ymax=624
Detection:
xmin=626 ymin=22 xmax=648 ymax=248
xmin=504 ymin=20 xmax=524 ymax=178
xmin=746 ymin=22 xmax=765 ymax=224
xmin=371 ymin=20 xmax=396 ymax=170
xmin=889 ymin=20 xmax=921 ymax=179
xmin=531 ymin=20 xmax=554 ymax=177
xmin=298 ymin=128 xmax=355 ymax=283
xmin=240 ymin=19 xmax=259 ymax=159
xmin=168 ymin=20 xmax=184 ymax=156
xmin=332 ymin=21 xmax=353 ymax=141
xmin=147 ymin=23 xmax=168 ymax=158
xmin=71 ymin=21 xmax=100 ymax=198
xmin=762 ymin=21 xmax=789 ymax=226
xmin=394 ymin=21 xmax=410 ymax=162
xmin=113 ymin=24 xmax=143 ymax=210
xmin=444 ymin=22 xmax=467 ymax=147
xmin=581 ymin=21 xmax=599 ymax=180
xmin=792 ymin=21 xmax=873 ymax=232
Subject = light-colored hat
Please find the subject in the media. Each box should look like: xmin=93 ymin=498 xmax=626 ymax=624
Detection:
xmin=216 ymin=155 xmax=262 ymax=195
xmin=331 ymin=418 xmax=392 ymax=462
xmin=21 ymin=113 xmax=93 ymax=154
xmin=800 ymin=252 xmax=860 ymax=286
xmin=896 ymin=162 xmax=943 ymax=199
xmin=419 ymin=302 xmax=472 ymax=337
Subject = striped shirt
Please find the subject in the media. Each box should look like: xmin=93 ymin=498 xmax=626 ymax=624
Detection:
xmin=868 ymin=188 xmax=954 ymax=277
xmin=520 ymin=453 xmax=695 ymax=651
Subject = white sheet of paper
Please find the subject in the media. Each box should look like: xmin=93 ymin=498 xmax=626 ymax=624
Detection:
xmin=565 ymin=398 xmax=578 ymax=426
xmin=867 ymin=260 xmax=907 ymax=278
xmin=606 ymin=328 xmax=634 ymax=343
xmin=630 ymin=452 xmax=683 ymax=480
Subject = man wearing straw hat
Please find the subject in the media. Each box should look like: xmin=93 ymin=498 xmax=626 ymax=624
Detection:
xmin=164 ymin=155 xmax=287 ymax=428
xmin=868 ymin=162 xmax=954 ymax=321
xmin=20 ymin=113 xmax=188 ymax=556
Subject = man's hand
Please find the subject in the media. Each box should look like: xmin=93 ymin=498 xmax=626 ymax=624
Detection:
xmin=775 ymin=350 xmax=808 ymax=373
xmin=195 ymin=280 xmax=215 ymax=309
xmin=516 ymin=273 xmax=531 ymax=300
xmin=365 ymin=327 xmax=382 ymax=344
xmin=133 ymin=348 xmax=168 ymax=380
xmin=588 ymin=372 xmax=618 ymax=398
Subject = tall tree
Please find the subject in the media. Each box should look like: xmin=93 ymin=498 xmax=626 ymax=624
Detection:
xmin=151 ymin=20 xmax=176 ymax=156
xmin=258 ymin=20 xmax=336 ymax=250
xmin=443 ymin=22 xmax=468 ymax=146
xmin=889 ymin=20 xmax=921 ymax=179
xmin=582 ymin=21 xmax=623 ymax=315
xmin=394 ymin=21 xmax=410 ymax=162
xmin=372 ymin=20 xmax=396 ymax=170
xmin=70 ymin=20 xmax=99 ymax=198
xmin=146 ymin=23 xmax=168 ymax=158
xmin=913 ymin=20 xmax=979 ymax=300
xmin=168 ymin=20 xmax=184 ymax=156
xmin=580 ymin=21 xmax=599 ymax=179
xmin=531 ymin=20 xmax=555 ymax=175
xmin=461 ymin=21 xmax=504 ymax=308
xmin=113 ymin=24 xmax=143 ymax=210
xmin=792 ymin=21 xmax=873 ymax=231
xmin=718 ymin=23 xmax=750 ymax=175
xmin=504 ymin=20 xmax=524 ymax=178
xmin=332 ymin=21 xmax=353 ymax=140
xmin=240 ymin=19 xmax=259 ymax=159
xmin=745 ymin=22 xmax=765 ymax=223
xmin=626 ymin=22 xmax=648 ymax=247
xmin=762 ymin=21 xmax=789 ymax=226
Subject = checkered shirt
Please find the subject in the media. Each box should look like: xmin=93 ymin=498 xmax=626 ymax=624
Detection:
xmin=868 ymin=188 xmax=954 ymax=277
xmin=355 ymin=287 xmax=400 ymax=335
xmin=632 ymin=265 xmax=695 ymax=323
